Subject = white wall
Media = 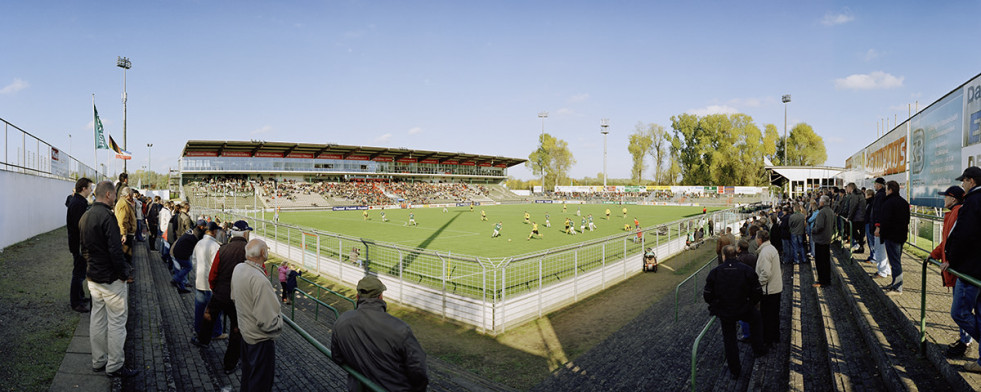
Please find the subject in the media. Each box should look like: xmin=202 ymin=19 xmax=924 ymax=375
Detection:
xmin=0 ymin=171 xmax=75 ymax=251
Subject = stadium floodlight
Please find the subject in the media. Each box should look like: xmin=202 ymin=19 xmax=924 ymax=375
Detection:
xmin=147 ymin=143 xmax=153 ymax=187
xmin=600 ymin=118 xmax=609 ymax=188
xmin=538 ymin=111 xmax=548 ymax=193
xmin=117 ymin=56 xmax=132 ymax=172
xmin=782 ymin=94 xmax=791 ymax=166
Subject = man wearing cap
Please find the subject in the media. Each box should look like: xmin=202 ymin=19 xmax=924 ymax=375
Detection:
xmin=870 ymin=177 xmax=891 ymax=279
xmin=331 ymin=275 xmax=429 ymax=391
xmin=931 ymin=186 xmax=972 ymax=357
xmin=945 ymin=167 xmax=981 ymax=371
xmin=80 ymin=180 xmax=138 ymax=378
xmin=192 ymin=222 xmax=224 ymax=340
xmin=196 ymin=220 xmax=252 ymax=375
xmin=877 ymin=180 xmax=910 ymax=295
xmin=231 ymin=239 xmax=282 ymax=391
xmin=171 ymin=219 xmax=207 ymax=293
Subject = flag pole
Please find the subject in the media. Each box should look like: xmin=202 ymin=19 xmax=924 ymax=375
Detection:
xmin=93 ymin=94 xmax=97 ymax=177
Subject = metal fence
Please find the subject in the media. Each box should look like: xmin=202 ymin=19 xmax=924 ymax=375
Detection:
xmin=200 ymin=205 xmax=749 ymax=333
xmin=1 ymin=117 xmax=102 ymax=181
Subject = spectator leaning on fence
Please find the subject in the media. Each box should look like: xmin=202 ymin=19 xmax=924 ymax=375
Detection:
xmin=876 ymin=180 xmax=910 ymax=296
xmin=944 ymin=166 xmax=981 ymax=372
xmin=930 ymin=186 xmax=972 ymax=358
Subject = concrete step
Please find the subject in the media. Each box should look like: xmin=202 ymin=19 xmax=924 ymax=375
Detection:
xmin=790 ymin=262 xmax=834 ymax=391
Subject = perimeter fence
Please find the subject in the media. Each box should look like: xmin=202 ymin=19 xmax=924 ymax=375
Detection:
xmin=197 ymin=204 xmax=755 ymax=333
xmin=1 ymin=117 xmax=102 ymax=181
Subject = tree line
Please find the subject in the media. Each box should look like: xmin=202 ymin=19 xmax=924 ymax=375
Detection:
xmin=522 ymin=112 xmax=827 ymax=188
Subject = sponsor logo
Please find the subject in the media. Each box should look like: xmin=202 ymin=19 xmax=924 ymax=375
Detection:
xmin=331 ymin=206 xmax=369 ymax=211
xmin=534 ymin=200 xmax=554 ymax=204
xmin=969 ymin=85 xmax=981 ymax=104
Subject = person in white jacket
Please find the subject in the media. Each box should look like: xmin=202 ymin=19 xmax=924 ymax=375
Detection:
xmin=191 ymin=222 xmax=223 ymax=342
xmin=755 ymin=229 xmax=783 ymax=347
xmin=158 ymin=201 xmax=173 ymax=265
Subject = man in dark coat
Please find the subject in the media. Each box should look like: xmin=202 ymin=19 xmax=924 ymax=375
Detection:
xmin=846 ymin=183 xmax=867 ymax=253
xmin=703 ymin=245 xmax=766 ymax=379
xmin=66 ymin=177 xmax=93 ymax=312
xmin=332 ymin=275 xmax=429 ymax=391
xmin=870 ymin=178 xmax=891 ymax=278
xmin=945 ymin=167 xmax=981 ymax=371
xmin=812 ymin=195 xmax=835 ymax=287
xmin=876 ymin=180 xmax=910 ymax=295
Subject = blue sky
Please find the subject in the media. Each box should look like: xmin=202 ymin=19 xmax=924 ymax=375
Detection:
xmin=2 ymin=1 xmax=979 ymax=181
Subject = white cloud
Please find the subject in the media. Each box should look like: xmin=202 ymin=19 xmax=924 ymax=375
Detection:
xmin=821 ymin=9 xmax=855 ymax=26
xmin=568 ymin=93 xmax=589 ymax=103
xmin=0 ymin=78 xmax=28 ymax=95
xmin=555 ymin=107 xmax=578 ymax=116
xmin=407 ymin=127 xmax=422 ymax=135
xmin=250 ymin=125 xmax=272 ymax=135
xmin=863 ymin=48 xmax=881 ymax=62
xmin=834 ymin=71 xmax=904 ymax=90
xmin=686 ymin=105 xmax=739 ymax=116
xmin=374 ymin=133 xmax=392 ymax=143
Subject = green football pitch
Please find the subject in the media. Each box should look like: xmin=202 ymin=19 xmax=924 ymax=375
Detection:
xmin=263 ymin=203 xmax=721 ymax=258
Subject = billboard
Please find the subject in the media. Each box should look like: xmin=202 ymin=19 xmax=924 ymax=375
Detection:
xmin=910 ymin=87 xmax=963 ymax=207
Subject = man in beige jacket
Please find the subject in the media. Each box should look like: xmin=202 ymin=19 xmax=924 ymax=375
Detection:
xmin=231 ymin=239 xmax=282 ymax=392
xmin=755 ymin=229 xmax=782 ymax=347
xmin=114 ymin=187 xmax=136 ymax=261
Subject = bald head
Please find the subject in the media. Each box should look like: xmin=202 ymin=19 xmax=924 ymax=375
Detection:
xmin=245 ymin=239 xmax=268 ymax=262
xmin=94 ymin=180 xmax=116 ymax=205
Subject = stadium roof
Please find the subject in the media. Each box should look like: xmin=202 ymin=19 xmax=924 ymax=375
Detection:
xmin=181 ymin=140 xmax=526 ymax=167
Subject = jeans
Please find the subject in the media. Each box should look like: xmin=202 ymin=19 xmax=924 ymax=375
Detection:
xmin=135 ymin=219 xmax=144 ymax=242
xmin=161 ymin=240 xmax=172 ymax=265
xmin=89 ymin=280 xmax=128 ymax=373
xmin=194 ymin=289 xmax=223 ymax=338
xmin=884 ymin=239 xmax=903 ymax=290
xmin=791 ymin=234 xmax=806 ymax=264
xmin=951 ymin=278 xmax=981 ymax=364
xmin=199 ymin=296 xmax=241 ymax=371
xmin=865 ymin=223 xmax=876 ymax=260
xmin=173 ymin=257 xmax=192 ymax=290
xmin=781 ymin=239 xmax=792 ymax=264
xmin=70 ymin=252 xmax=87 ymax=307
xmin=807 ymin=225 xmax=815 ymax=257
xmin=739 ymin=320 xmax=751 ymax=339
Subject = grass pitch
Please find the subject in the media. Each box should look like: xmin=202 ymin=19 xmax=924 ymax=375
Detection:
xmin=267 ymin=203 xmax=719 ymax=258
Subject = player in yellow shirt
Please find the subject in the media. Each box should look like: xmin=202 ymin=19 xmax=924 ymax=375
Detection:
xmin=605 ymin=208 xmax=611 ymax=220
xmin=363 ymin=209 xmax=369 ymax=221
xmin=481 ymin=209 xmax=487 ymax=221
xmin=622 ymin=207 xmax=628 ymax=218
xmin=527 ymin=222 xmax=542 ymax=240
xmin=524 ymin=211 xmax=531 ymax=224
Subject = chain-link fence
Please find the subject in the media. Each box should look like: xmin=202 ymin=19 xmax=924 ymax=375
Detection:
xmin=1 ymin=117 xmax=102 ymax=181
xmin=199 ymin=206 xmax=750 ymax=332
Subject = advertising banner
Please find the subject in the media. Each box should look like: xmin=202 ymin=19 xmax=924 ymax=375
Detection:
xmin=910 ymin=88 xmax=964 ymax=207
xmin=332 ymin=206 xmax=369 ymax=211
xmin=864 ymin=126 xmax=907 ymax=177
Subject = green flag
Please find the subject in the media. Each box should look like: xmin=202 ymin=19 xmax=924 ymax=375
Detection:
xmin=94 ymin=104 xmax=109 ymax=150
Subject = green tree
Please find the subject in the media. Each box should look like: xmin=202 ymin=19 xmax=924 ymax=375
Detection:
xmin=785 ymin=122 xmax=827 ymax=165
xmin=762 ymin=123 xmax=780 ymax=165
xmin=628 ymin=123 xmax=654 ymax=182
xmin=526 ymin=133 xmax=576 ymax=190
xmin=647 ymin=123 xmax=669 ymax=184
xmin=669 ymin=113 xmax=712 ymax=185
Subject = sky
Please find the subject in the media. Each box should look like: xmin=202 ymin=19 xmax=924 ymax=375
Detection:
xmin=2 ymin=0 xmax=980 ymax=182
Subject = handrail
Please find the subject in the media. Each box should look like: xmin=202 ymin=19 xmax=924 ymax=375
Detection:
xmin=675 ymin=256 xmax=718 ymax=322
xmin=292 ymin=288 xmax=340 ymax=321
xmin=299 ymin=275 xmax=357 ymax=308
xmin=920 ymin=257 xmax=981 ymax=356
xmin=281 ymin=314 xmax=387 ymax=392
xmin=691 ymin=315 xmax=718 ymax=392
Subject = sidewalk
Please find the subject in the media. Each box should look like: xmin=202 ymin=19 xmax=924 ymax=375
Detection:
xmin=48 ymin=314 xmax=113 ymax=392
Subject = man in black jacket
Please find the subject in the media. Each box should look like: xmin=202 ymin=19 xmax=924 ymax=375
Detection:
xmin=332 ymin=275 xmax=429 ymax=391
xmin=146 ymin=196 xmax=161 ymax=251
xmin=846 ymin=183 xmax=867 ymax=253
xmin=876 ymin=180 xmax=910 ymax=295
xmin=170 ymin=219 xmax=206 ymax=293
xmin=870 ymin=178 xmax=891 ymax=279
xmin=79 ymin=180 xmax=138 ymax=378
xmin=66 ymin=177 xmax=93 ymax=312
xmin=703 ymin=245 xmax=766 ymax=379
xmin=945 ymin=167 xmax=981 ymax=372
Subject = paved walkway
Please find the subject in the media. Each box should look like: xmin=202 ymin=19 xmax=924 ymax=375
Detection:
xmin=49 ymin=239 xmax=512 ymax=392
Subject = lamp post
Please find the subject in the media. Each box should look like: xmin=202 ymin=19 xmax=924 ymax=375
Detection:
xmin=600 ymin=118 xmax=609 ymax=188
xmin=538 ymin=111 xmax=548 ymax=193
xmin=782 ymin=94 xmax=791 ymax=165
xmin=147 ymin=143 xmax=153 ymax=189
xmin=117 ymin=56 xmax=132 ymax=172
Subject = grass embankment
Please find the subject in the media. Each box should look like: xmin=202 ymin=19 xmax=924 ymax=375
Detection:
xmin=0 ymin=228 xmax=82 ymax=391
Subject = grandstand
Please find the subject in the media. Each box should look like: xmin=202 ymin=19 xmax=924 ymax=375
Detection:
xmin=178 ymin=140 xmax=525 ymax=209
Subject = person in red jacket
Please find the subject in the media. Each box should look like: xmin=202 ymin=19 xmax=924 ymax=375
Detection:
xmin=933 ymin=186 xmax=969 ymax=356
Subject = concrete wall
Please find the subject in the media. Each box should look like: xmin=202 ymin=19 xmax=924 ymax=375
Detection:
xmin=0 ymin=170 xmax=75 ymax=251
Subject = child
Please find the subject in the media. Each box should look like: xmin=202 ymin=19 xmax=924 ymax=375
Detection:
xmin=278 ymin=263 xmax=291 ymax=304
xmin=285 ymin=268 xmax=302 ymax=305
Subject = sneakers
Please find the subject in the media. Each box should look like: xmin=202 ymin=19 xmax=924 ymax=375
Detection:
xmin=947 ymin=341 xmax=971 ymax=358
xmin=884 ymin=288 xmax=903 ymax=296
xmin=213 ymin=333 xmax=229 ymax=340
xmin=964 ymin=361 xmax=981 ymax=373
xmin=108 ymin=367 xmax=140 ymax=378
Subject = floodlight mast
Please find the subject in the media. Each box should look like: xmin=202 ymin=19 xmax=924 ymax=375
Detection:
xmin=600 ymin=118 xmax=609 ymax=188
xmin=782 ymin=94 xmax=791 ymax=166
xmin=117 ymin=56 xmax=132 ymax=172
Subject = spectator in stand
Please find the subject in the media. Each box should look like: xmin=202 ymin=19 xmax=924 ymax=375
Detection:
xmin=930 ymin=186 xmax=971 ymax=357
xmin=789 ymin=204 xmax=806 ymax=265
xmin=133 ymin=191 xmax=144 ymax=242
xmin=114 ymin=187 xmax=136 ymax=263
xmin=864 ymin=189 xmax=876 ymax=263
xmin=703 ymin=245 xmax=766 ymax=379
xmin=146 ymin=196 xmax=162 ymax=251
xmin=716 ymin=227 xmax=735 ymax=262
xmin=331 ymin=275 xmax=429 ymax=391
xmin=807 ymin=200 xmax=819 ymax=260
xmin=196 ymin=220 xmax=252 ymax=376
xmin=177 ymin=203 xmax=194 ymax=239
xmin=66 ymin=177 xmax=94 ymax=313
xmin=193 ymin=222 xmax=224 ymax=341
xmin=945 ymin=167 xmax=981 ymax=372
xmin=278 ymin=262 xmax=292 ymax=304
xmin=812 ymin=195 xmax=835 ymax=287
xmin=870 ymin=178 xmax=891 ymax=279
xmin=755 ymin=229 xmax=782 ymax=347
xmin=736 ymin=239 xmax=758 ymax=342
xmin=80 ymin=180 xmax=138 ymax=378
xmin=846 ymin=183 xmax=867 ymax=253
xmin=171 ymin=219 xmax=206 ymax=294
xmin=159 ymin=201 xmax=173 ymax=265
xmin=114 ymin=172 xmax=128 ymax=201
xmin=231 ymin=239 xmax=283 ymax=392
xmin=779 ymin=207 xmax=792 ymax=264
xmin=877 ymin=180 xmax=910 ymax=296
